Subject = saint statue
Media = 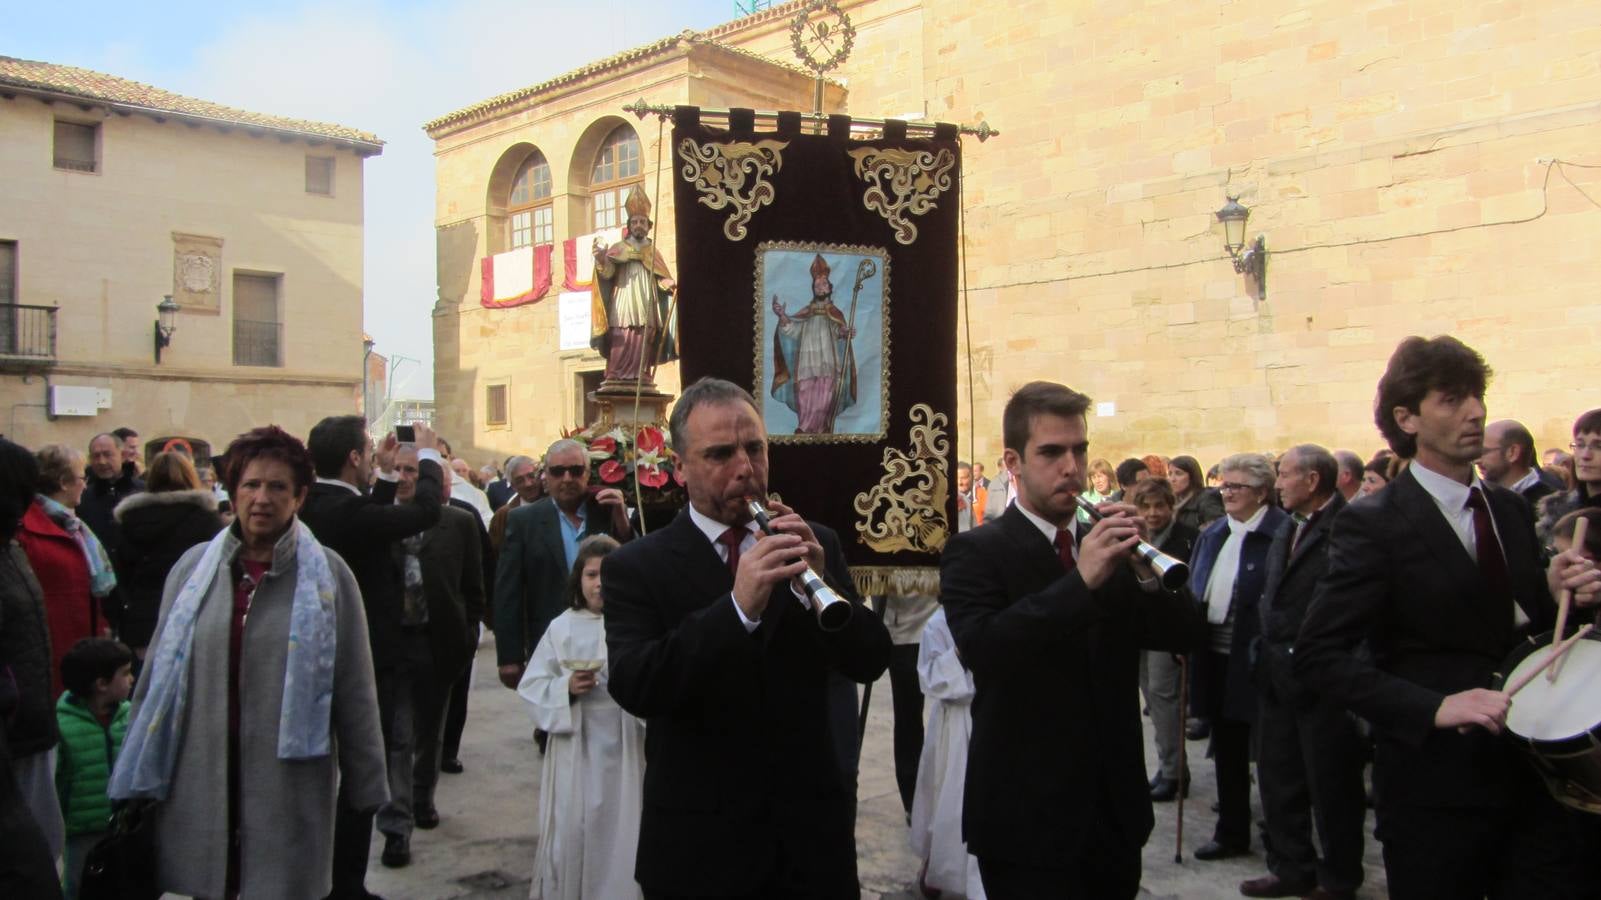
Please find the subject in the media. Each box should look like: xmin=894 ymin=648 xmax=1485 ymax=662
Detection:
xmin=770 ymin=254 xmax=857 ymax=434
xmin=592 ymin=185 xmax=678 ymax=384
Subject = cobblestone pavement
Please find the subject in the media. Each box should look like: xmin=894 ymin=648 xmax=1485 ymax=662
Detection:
xmin=361 ymin=636 xmax=1390 ymax=899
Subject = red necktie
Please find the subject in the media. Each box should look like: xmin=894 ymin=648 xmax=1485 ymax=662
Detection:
xmin=718 ymin=527 xmax=746 ymax=578
xmin=1465 ymin=487 xmax=1512 ymax=602
xmin=1054 ymin=528 xmax=1077 ymax=573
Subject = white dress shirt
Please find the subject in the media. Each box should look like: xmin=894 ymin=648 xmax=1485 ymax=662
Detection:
xmin=687 ymin=504 xmax=811 ymax=633
xmin=1408 ymin=461 xmax=1526 ymax=626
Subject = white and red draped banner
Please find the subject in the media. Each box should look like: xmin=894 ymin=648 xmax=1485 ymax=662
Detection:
xmin=479 ymin=244 xmax=552 ymax=309
xmin=561 ymin=227 xmax=625 ymax=292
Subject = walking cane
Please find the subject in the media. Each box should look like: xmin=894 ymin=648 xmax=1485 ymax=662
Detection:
xmin=1174 ymin=653 xmax=1189 ymax=864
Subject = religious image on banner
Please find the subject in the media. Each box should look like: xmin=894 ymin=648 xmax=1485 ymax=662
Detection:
xmin=673 ymin=106 xmax=961 ymax=585
xmin=756 ymin=242 xmax=888 ymax=442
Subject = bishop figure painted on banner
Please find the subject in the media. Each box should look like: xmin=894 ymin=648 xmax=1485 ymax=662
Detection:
xmin=771 ymin=253 xmax=857 ymax=434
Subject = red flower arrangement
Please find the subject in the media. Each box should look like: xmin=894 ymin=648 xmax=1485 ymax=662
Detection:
xmin=561 ymin=423 xmax=684 ymax=506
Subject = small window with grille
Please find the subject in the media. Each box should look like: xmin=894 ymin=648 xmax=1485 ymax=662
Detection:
xmin=53 ymin=120 xmax=98 ymax=172
xmin=486 ymin=383 xmax=509 ymax=428
xmin=306 ymin=156 xmax=334 ymax=195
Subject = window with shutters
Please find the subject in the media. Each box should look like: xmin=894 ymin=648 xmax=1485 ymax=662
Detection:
xmin=53 ymin=120 xmax=98 ymax=173
xmin=589 ymin=125 xmax=641 ymax=231
xmin=305 ymin=156 xmax=334 ymax=195
xmin=232 ymin=273 xmax=282 ymax=367
xmin=486 ymin=383 xmax=509 ymax=428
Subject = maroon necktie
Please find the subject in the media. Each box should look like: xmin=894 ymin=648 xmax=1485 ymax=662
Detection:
xmin=1054 ymin=528 xmax=1077 ymax=573
xmin=718 ymin=527 xmax=746 ymax=578
xmin=1465 ymin=487 xmax=1512 ymax=602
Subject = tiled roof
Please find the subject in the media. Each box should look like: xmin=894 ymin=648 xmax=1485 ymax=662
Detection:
xmin=422 ymin=29 xmax=836 ymax=135
xmin=0 ymin=55 xmax=383 ymax=152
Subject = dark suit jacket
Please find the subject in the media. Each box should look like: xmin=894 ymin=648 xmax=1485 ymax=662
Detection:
xmin=416 ymin=504 xmax=485 ymax=681
xmin=299 ymin=462 xmax=443 ymax=670
xmin=1256 ymin=493 xmax=1345 ymax=704
xmin=603 ymin=511 xmax=891 ymax=898
xmin=1294 ymin=468 xmax=1554 ymax=809
xmin=448 ymin=496 xmax=495 ymax=621
xmin=492 ymin=496 xmax=624 ymax=667
xmin=485 ymin=478 xmax=515 ymax=512
xmin=1155 ymin=521 xmax=1199 ymax=572
xmin=1187 ymin=505 xmax=1290 ymax=724
xmin=940 ymin=505 xmax=1205 ymax=868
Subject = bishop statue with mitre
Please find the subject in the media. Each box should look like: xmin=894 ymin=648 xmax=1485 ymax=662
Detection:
xmin=591 ymin=185 xmax=678 ymax=384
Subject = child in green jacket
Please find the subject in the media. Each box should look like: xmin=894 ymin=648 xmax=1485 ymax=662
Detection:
xmin=55 ymin=637 xmax=133 ymax=900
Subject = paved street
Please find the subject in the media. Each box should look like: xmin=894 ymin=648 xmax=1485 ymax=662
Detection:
xmin=368 ymin=634 xmax=1391 ymax=899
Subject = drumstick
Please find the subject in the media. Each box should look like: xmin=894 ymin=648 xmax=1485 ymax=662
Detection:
xmin=1548 ymin=517 xmax=1590 ymax=682
xmin=1506 ymin=624 xmax=1594 ymax=698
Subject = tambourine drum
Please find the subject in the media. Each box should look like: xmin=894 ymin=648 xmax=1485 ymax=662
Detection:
xmin=1494 ymin=629 xmax=1601 ymax=814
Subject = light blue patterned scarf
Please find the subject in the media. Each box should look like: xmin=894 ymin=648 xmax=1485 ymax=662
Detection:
xmin=109 ymin=518 xmax=338 ymax=801
xmin=37 ymin=495 xmax=117 ymax=597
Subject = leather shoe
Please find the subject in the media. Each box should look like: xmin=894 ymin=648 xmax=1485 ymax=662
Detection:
xmin=1193 ymin=839 xmax=1249 ymax=861
xmin=440 ymin=757 xmax=464 ymax=774
xmin=380 ymin=833 xmax=411 ymax=868
xmin=1304 ymin=890 xmax=1356 ymax=900
xmin=1150 ymin=774 xmax=1190 ymax=802
xmin=1239 ymin=874 xmax=1314 ymax=897
xmin=414 ymin=803 xmax=440 ymax=830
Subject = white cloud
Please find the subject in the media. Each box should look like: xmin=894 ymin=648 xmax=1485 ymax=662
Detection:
xmin=164 ymin=0 xmax=730 ymax=401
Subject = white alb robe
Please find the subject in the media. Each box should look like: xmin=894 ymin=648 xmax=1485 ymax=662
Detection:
xmin=517 ymin=608 xmax=646 ymax=900
xmin=908 ymin=609 xmax=985 ymax=900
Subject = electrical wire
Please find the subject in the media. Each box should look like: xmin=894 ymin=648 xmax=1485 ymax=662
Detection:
xmin=969 ymin=157 xmax=1600 ymax=291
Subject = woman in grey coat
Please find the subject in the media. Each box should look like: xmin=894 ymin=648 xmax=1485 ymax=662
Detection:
xmin=110 ymin=426 xmax=387 ymax=900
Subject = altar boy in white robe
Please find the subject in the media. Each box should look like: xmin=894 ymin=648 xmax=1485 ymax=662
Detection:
xmin=909 ymin=607 xmax=986 ymax=900
xmin=517 ymin=535 xmax=645 ymax=900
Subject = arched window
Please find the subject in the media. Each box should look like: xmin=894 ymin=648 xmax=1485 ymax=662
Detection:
xmin=507 ymin=150 xmax=552 ymax=250
xmin=589 ymin=125 xmax=641 ymax=231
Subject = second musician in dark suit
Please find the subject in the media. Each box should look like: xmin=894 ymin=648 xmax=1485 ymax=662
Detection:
xmin=1296 ymin=336 xmax=1601 ymax=900
xmin=603 ymin=378 xmax=892 ymax=900
xmin=941 ymin=381 xmax=1205 ymax=899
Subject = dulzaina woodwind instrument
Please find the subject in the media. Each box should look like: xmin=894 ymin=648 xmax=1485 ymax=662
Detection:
xmin=1072 ymin=495 xmax=1191 ymax=591
xmin=747 ymin=499 xmax=853 ymax=632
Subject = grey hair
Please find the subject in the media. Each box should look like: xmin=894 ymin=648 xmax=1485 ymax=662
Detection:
xmin=1218 ymin=452 xmax=1275 ymax=490
xmin=1334 ymin=450 xmax=1364 ymax=483
xmin=504 ymin=454 xmax=535 ymax=474
xmin=668 ymin=377 xmax=760 ymax=454
xmin=1286 ymin=444 xmax=1338 ymax=495
xmin=544 ymin=439 xmax=586 ymax=462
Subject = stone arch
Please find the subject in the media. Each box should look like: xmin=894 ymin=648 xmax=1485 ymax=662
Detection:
xmin=567 ymin=117 xmax=643 ymax=234
xmin=485 ymin=142 xmax=547 ymax=254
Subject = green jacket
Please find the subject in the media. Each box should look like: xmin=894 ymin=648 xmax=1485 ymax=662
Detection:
xmin=54 ymin=692 xmax=129 ymax=835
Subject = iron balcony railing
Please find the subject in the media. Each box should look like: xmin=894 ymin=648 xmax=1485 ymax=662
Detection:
xmin=232 ymin=318 xmax=283 ymax=367
xmin=0 ymin=304 xmax=58 ymax=361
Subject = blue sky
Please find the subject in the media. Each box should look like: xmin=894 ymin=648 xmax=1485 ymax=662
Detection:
xmin=7 ymin=0 xmax=740 ymax=400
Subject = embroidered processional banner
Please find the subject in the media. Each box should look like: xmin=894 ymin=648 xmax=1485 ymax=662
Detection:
xmin=672 ymin=107 xmax=960 ymax=589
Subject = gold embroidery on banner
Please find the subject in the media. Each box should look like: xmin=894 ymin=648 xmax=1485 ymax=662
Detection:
xmin=848 ymin=147 xmax=957 ymax=246
xmin=677 ymin=139 xmax=789 ymax=241
xmin=852 ymin=404 xmax=949 ymax=554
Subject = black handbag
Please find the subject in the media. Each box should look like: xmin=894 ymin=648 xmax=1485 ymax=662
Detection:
xmin=77 ymin=800 xmax=161 ymax=900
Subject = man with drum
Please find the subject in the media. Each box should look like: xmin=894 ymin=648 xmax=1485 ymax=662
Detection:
xmin=1296 ymin=336 xmax=1601 ymax=899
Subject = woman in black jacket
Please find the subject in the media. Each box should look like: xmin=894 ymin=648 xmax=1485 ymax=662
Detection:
xmin=113 ymin=451 xmax=223 ymax=663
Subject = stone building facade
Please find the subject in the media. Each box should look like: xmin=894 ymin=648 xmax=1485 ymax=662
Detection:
xmin=0 ymin=56 xmax=380 ymax=456
xmin=430 ymin=0 xmax=1601 ymax=468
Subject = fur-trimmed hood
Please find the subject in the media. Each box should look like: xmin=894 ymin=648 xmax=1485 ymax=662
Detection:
xmin=114 ymin=488 xmax=217 ymax=522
